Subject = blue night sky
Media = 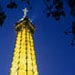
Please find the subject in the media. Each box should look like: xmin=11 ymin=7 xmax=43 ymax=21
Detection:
xmin=0 ymin=0 xmax=75 ymax=75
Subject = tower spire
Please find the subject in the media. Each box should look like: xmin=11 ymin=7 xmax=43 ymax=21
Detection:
xmin=22 ymin=8 xmax=28 ymax=18
xmin=19 ymin=8 xmax=28 ymax=21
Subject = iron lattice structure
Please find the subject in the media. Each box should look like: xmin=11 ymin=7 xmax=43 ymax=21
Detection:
xmin=10 ymin=17 xmax=38 ymax=75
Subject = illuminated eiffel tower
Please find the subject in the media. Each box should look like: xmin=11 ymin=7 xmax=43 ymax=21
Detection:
xmin=10 ymin=8 xmax=38 ymax=75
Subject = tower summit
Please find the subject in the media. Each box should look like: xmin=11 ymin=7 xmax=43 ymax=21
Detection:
xmin=9 ymin=8 xmax=38 ymax=75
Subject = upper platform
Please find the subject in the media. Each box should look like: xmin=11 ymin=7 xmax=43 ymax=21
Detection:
xmin=15 ymin=17 xmax=35 ymax=34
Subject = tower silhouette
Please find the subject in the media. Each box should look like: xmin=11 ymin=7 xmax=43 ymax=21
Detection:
xmin=9 ymin=8 xmax=38 ymax=75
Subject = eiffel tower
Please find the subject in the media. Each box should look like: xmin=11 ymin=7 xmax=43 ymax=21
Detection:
xmin=9 ymin=8 xmax=38 ymax=75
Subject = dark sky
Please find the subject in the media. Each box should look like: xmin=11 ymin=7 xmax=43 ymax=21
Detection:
xmin=0 ymin=0 xmax=75 ymax=75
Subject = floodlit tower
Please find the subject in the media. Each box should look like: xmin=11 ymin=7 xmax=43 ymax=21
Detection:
xmin=9 ymin=8 xmax=38 ymax=75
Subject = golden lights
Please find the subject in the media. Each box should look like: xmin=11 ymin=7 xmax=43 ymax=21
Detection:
xmin=10 ymin=18 xmax=38 ymax=75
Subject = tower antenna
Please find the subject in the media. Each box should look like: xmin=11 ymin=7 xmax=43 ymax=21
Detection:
xmin=22 ymin=8 xmax=28 ymax=18
xmin=19 ymin=8 xmax=28 ymax=21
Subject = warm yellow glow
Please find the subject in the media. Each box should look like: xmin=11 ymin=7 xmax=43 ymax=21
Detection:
xmin=10 ymin=19 xmax=38 ymax=75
